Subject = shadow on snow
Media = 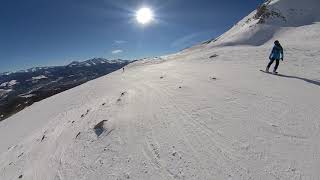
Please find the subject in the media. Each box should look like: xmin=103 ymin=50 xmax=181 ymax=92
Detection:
xmin=276 ymin=74 xmax=320 ymax=87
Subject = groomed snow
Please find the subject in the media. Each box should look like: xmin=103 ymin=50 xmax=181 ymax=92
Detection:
xmin=0 ymin=0 xmax=319 ymax=179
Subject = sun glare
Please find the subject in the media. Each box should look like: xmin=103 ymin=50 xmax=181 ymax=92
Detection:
xmin=136 ymin=7 xmax=153 ymax=24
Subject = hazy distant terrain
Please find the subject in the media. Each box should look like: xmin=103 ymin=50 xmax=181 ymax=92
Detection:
xmin=0 ymin=58 xmax=129 ymax=121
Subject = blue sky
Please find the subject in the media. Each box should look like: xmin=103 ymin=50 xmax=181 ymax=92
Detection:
xmin=0 ymin=0 xmax=264 ymax=72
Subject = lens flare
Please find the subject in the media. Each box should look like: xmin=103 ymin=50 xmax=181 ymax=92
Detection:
xmin=136 ymin=7 xmax=153 ymax=24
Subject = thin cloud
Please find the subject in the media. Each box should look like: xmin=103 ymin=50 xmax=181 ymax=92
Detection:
xmin=171 ymin=31 xmax=215 ymax=49
xmin=114 ymin=40 xmax=127 ymax=44
xmin=111 ymin=49 xmax=123 ymax=54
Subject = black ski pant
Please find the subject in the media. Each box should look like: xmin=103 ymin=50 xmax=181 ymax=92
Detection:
xmin=267 ymin=59 xmax=280 ymax=71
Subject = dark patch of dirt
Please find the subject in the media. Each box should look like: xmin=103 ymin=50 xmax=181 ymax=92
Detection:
xmin=209 ymin=54 xmax=219 ymax=58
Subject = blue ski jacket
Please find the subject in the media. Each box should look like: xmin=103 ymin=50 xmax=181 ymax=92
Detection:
xmin=269 ymin=45 xmax=284 ymax=60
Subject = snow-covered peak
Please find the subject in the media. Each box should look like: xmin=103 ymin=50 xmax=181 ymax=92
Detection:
xmin=0 ymin=89 xmax=12 ymax=98
xmin=207 ymin=0 xmax=320 ymax=46
xmin=107 ymin=59 xmax=129 ymax=64
xmin=255 ymin=0 xmax=320 ymax=26
xmin=88 ymin=58 xmax=108 ymax=64
xmin=26 ymin=67 xmax=51 ymax=73
xmin=0 ymin=72 xmax=12 ymax=76
xmin=67 ymin=58 xmax=128 ymax=67
xmin=67 ymin=61 xmax=81 ymax=67
xmin=31 ymin=75 xmax=48 ymax=80
xmin=87 ymin=58 xmax=129 ymax=65
xmin=0 ymin=80 xmax=18 ymax=88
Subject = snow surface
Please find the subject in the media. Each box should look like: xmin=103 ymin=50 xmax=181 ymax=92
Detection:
xmin=0 ymin=0 xmax=320 ymax=179
xmin=0 ymin=80 xmax=18 ymax=88
xmin=207 ymin=0 xmax=320 ymax=46
xmin=31 ymin=75 xmax=48 ymax=80
xmin=0 ymin=72 xmax=12 ymax=76
xmin=0 ymin=89 xmax=12 ymax=98
xmin=18 ymin=94 xmax=36 ymax=98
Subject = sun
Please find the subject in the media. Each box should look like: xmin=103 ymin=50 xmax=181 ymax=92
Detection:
xmin=136 ymin=7 xmax=154 ymax=24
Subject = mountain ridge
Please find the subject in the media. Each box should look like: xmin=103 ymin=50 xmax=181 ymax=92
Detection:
xmin=203 ymin=0 xmax=320 ymax=46
xmin=1 ymin=58 xmax=130 ymax=75
xmin=0 ymin=58 xmax=130 ymax=121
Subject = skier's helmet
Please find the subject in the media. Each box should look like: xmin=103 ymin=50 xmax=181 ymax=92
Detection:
xmin=274 ymin=40 xmax=280 ymax=45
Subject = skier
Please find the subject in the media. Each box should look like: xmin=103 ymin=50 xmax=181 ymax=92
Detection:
xmin=266 ymin=40 xmax=284 ymax=74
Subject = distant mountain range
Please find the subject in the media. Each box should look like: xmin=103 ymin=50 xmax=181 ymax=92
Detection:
xmin=0 ymin=58 xmax=130 ymax=121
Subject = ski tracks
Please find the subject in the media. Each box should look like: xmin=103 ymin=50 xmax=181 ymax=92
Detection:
xmin=145 ymin=81 xmax=253 ymax=179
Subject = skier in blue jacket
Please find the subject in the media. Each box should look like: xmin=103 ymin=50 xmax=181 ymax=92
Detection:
xmin=266 ymin=40 xmax=284 ymax=73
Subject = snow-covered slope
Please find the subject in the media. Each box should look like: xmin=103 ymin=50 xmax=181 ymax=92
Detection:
xmin=207 ymin=0 xmax=320 ymax=46
xmin=0 ymin=80 xmax=18 ymax=88
xmin=0 ymin=0 xmax=319 ymax=179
